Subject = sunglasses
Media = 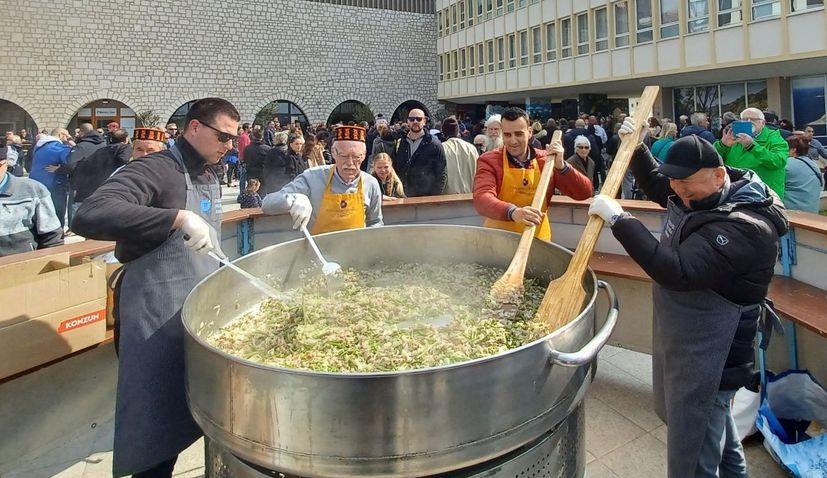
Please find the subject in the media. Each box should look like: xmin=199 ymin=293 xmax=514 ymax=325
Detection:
xmin=576 ymin=145 xmax=590 ymax=149
xmin=407 ymin=116 xmax=425 ymax=122
xmin=199 ymin=121 xmax=238 ymax=143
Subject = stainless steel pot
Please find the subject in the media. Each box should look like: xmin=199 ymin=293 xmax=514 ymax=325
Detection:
xmin=183 ymin=225 xmax=618 ymax=478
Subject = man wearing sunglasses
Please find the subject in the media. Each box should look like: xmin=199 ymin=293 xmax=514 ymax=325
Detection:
xmin=72 ymin=98 xmax=240 ymax=478
xmin=392 ymin=108 xmax=447 ymax=196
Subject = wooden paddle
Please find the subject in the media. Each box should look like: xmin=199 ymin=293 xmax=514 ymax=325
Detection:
xmin=535 ymin=85 xmax=660 ymax=331
xmin=490 ymin=130 xmax=564 ymax=307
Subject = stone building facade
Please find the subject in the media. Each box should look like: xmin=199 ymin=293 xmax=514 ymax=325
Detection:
xmin=0 ymin=0 xmax=438 ymax=131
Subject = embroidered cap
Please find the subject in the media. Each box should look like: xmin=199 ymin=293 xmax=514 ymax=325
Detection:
xmin=334 ymin=125 xmax=366 ymax=143
xmin=132 ymin=127 xmax=166 ymax=143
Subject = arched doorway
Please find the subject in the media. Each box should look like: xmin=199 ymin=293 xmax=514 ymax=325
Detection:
xmin=390 ymin=100 xmax=430 ymax=124
xmin=255 ymin=100 xmax=310 ymax=131
xmin=327 ymin=100 xmax=373 ymax=125
xmin=68 ymin=99 xmax=136 ymax=136
xmin=0 ymin=100 xmax=37 ymax=144
xmin=167 ymin=100 xmax=198 ymax=130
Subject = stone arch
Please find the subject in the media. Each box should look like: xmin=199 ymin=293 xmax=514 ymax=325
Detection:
xmin=390 ymin=99 xmax=432 ymax=124
xmin=326 ymin=99 xmax=376 ymax=125
xmin=251 ymin=97 xmax=311 ymax=130
xmin=163 ymin=96 xmax=242 ymax=130
xmin=324 ymin=95 xmax=376 ymax=125
xmin=0 ymin=97 xmax=39 ymax=138
xmin=60 ymin=90 xmax=142 ymax=129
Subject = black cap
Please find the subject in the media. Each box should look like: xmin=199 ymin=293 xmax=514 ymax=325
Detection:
xmin=658 ymin=135 xmax=723 ymax=179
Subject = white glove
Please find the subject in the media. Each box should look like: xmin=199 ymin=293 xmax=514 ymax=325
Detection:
xmin=287 ymin=193 xmax=312 ymax=230
xmin=619 ymin=117 xmax=648 ymax=145
xmin=181 ymin=210 xmax=225 ymax=259
xmin=589 ymin=194 xmax=625 ymax=225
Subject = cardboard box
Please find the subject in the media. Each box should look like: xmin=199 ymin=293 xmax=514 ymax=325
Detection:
xmin=0 ymin=253 xmax=107 ymax=379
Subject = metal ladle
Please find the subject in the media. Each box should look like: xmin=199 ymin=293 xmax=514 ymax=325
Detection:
xmin=300 ymin=226 xmax=342 ymax=277
xmin=207 ymin=251 xmax=293 ymax=302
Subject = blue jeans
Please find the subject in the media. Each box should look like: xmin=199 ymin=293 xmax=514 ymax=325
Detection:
xmin=696 ymin=389 xmax=748 ymax=478
xmin=50 ymin=182 xmax=68 ymax=230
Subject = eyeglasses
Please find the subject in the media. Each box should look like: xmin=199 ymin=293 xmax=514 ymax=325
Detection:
xmin=407 ymin=116 xmax=425 ymax=122
xmin=576 ymin=145 xmax=590 ymax=149
xmin=742 ymin=117 xmax=764 ymax=123
xmin=199 ymin=121 xmax=238 ymax=143
xmin=337 ymin=154 xmax=365 ymax=162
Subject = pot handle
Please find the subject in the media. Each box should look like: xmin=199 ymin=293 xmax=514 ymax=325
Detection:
xmin=548 ymin=280 xmax=619 ymax=368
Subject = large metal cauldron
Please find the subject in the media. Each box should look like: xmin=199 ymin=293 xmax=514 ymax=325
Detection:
xmin=183 ymin=225 xmax=618 ymax=478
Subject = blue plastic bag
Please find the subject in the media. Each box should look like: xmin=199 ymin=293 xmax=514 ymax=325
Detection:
xmin=756 ymin=370 xmax=827 ymax=477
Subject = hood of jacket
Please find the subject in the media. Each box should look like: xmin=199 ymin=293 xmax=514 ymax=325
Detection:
xmin=717 ymin=168 xmax=789 ymax=237
xmin=679 ymin=125 xmax=711 ymax=137
xmin=36 ymin=135 xmax=63 ymax=148
xmin=77 ymin=132 xmax=105 ymax=146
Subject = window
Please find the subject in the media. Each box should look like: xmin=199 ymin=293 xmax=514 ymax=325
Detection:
xmin=561 ymin=17 xmax=572 ymax=58
xmin=519 ymin=30 xmax=529 ymax=65
xmin=508 ymin=33 xmax=517 ymax=67
xmin=507 ymin=0 xmax=515 ymax=13
xmin=577 ymin=13 xmax=589 ymax=54
xmin=453 ymin=50 xmax=459 ymax=78
xmin=486 ymin=0 xmax=494 ymax=20
xmin=635 ymin=0 xmax=653 ymax=43
xmin=437 ymin=10 xmax=443 ymax=37
xmin=791 ymin=0 xmax=822 ymax=12
xmin=532 ymin=26 xmax=543 ymax=62
xmin=478 ymin=0 xmax=485 ymax=22
xmin=460 ymin=48 xmax=467 ymax=77
xmin=469 ymin=45 xmax=476 ymax=75
xmin=687 ymin=0 xmax=709 ymax=32
xmin=452 ymin=4 xmax=458 ymax=32
xmin=487 ymin=40 xmax=495 ymax=72
xmin=519 ymin=0 xmax=528 ymax=7
xmin=717 ymin=0 xmax=742 ymax=26
xmin=497 ymin=37 xmax=505 ymax=70
xmin=460 ymin=0 xmax=466 ymax=29
xmin=496 ymin=0 xmax=504 ymax=16
xmin=615 ymin=2 xmax=630 ymax=46
xmin=545 ymin=22 xmax=557 ymax=60
xmin=439 ymin=55 xmax=444 ymax=81
xmin=467 ymin=0 xmax=475 ymax=26
xmin=478 ymin=42 xmax=485 ymax=72
xmin=446 ymin=53 xmax=452 ymax=80
xmin=660 ymin=0 xmax=679 ymax=38
xmin=752 ymin=0 xmax=780 ymax=19
xmin=595 ymin=7 xmax=609 ymax=51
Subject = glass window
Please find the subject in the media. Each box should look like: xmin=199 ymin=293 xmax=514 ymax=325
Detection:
xmin=695 ymin=85 xmax=721 ymax=131
xmin=496 ymin=0 xmax=504 ymax=16
xmin=747 ymin=80 xmax=768 ymax=110
xmin=545 ymin=22 xmax=557 ymax=60
xmin=717 ymin=0 xmax=742 ymax=26
xmin=520 ymin=30 xmax=529 ymax=65
xmin=687 ymin=0 xmax=709 ymax=32
xmin=460 ymin=0 xmax=466 ymax=29
xmin=561 ymin=17 xmax=572 ymax=58
xmin=437 ymin=10 xmax=443 ymax=37
xmin=452 ymin=4 xmax=458 ymax=32
xmin=446 ymin=53 xmax=452 ymax=80
xmin=577 ymin=13 xmax=590 ymax=55
xmin=752 ymin=0 xmax=780 ymax=19
xmin=487 ymin=40 xmax=495 ymax=72
xmin=615 ymin=1 xmax=630 ymax=46
xmin=507 ymin=0 xmax=515 ymax=13
xmin=595 ymin=7 xmax=609 ymax=51
xmin=720 ymin=82 xmax=747 ymax=118
xmin=453 ymin=50 xmax=459 ymax=78
xmin=532 ymin=26 xmax=543 ymax=62
xmin=508 ymin=33 xmax=517 ymax=68
xmin=791 ymin=0 xmax=823 ymax=11
xmin=497 ymin=37 xmax=505 ymax=70
xmin=478 ymin=0 xmax=485 ymax=21
xmin=792 ymin=76 xmax=827 ymax=138
xmin=660 ymin=0 xmax=679 ymax=38
xmin=468 ymin=0 xmax=475 ymax=26
xmin=636 ymin=0 xmax=653 ymax=43
xmin=486 ymin=0 xmax=494 ymax=20
xmin=469 ymin=45 xmax=476 ymax=75
xmin=460 ymin=48 xmax=467 ymax=77
xmin=519 ymin=0 xmax=527 ymax=7
xmin=439 ymin=55 xmax=444 ymax=81
xmin=673 ymin=87 xmax=696 ymax=119
xmin=478 ymin=42 xmax=485 ymax=72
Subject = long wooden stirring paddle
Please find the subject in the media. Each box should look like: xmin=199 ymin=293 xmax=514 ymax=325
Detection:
xmin=535 ymin=85 xmax=660 ymax=331
xmin=490 ymin=130 xmax=563 ymax=308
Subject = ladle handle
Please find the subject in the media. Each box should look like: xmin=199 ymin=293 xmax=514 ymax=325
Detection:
xmin=547 ymin=280 xmax=618 ymax=367
xmin=301 ymin=225 xmax=328 ymax=266
xmin=207 ymin=252 xmax=288 ymax=301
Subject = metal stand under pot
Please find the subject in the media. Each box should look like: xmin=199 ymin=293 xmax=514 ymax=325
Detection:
xmin=205 ymin=404 xmax=585 ymax=478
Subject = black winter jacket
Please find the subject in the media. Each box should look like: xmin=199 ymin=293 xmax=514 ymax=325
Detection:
xmin=242 ymin=139 xmax=271 ymax=181
xmin=72 ymin=143 xmax=133 ymax=202
xmin=59 ymin=132 xmax=106 ymax=180
xmin=392 ymin=133 xmax=447 ymax=197
xmin=260 ymin=145 xmax=291 ymax=195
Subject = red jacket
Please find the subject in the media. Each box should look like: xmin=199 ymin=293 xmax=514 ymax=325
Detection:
xmin=473 ymin=147 xmax=593 ymax=221
xmin=238 ymin=132 xmax=251 ymax=161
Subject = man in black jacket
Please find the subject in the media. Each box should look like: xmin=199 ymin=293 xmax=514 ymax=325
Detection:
xmin=70 ymin=129 xmax=132 ymax=208
xmin=242 ymin=129 xmax=271 ymax=190
xmin=48 ymin=123 xmax=105 ymax=223
xmin=392 ymin=108 xmax=446 ymax=196
xmin=589 ymin=124 xmax=788 ymax=478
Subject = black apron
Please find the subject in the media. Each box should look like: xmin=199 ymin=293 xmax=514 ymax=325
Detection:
xmin=112 ymin=146 xmax=221 ymax=476
xmin=652 ymin=198 xmax=754 ymax=477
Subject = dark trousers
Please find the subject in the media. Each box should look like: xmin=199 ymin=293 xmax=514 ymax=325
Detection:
xmin=49 ymin=182 xmax=68 ymax=229
xmin=227 ymin=162 xmax=239 ymax=185
xmin=131 ymin=456 xmax=177 ymax=478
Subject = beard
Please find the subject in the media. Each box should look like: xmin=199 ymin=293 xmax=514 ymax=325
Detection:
xmin=484 ymin=135 xmax=503 ymax=152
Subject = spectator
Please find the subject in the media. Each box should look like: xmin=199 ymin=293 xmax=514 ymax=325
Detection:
xmin=316 ymin=130 xmax=333 ymax=165
xmin=370 ymin=152 xmax=405 ymax=200
xmin=370 ymin=121 xmax=397 ymax=170
xmin=242 ymin=129 xmax=271 ymax=190
xmin=303 ymin=133 xmax=326 ymax=169
xmin=0 ymin=147 xmax=63 ymax=256
xmin=224 ymin=147 xmax=239 ymax=187
xmin=165 ymin=123 xmax=178 ymax=148
xmin=800 ymin=126 xmax=827 ymax=163
xmin=29 ymin=128 xmax=72 ymax=229
xmin=483 ymin=114 xmax=503 ymax=152
xmin=784 ymin=135 xmax=823 ymax=213
xmin=237 ymin=177 xmax=263 ymax=209
xmin=70 ymin=128 xmax=132 ymax=215
xmin=531 ymin=120 xmax=547 ymax=144
xmin=566 ymin=135 xmax=595 ymax=181
xmin=55 ymin=123 xmax=106 ymax=224
xmin=264 ymin=120 xmax=277 ymax=146
xmin=473 ymin=107 xmax=593 ymax=241
xmin=721 ymin=111 xmax=738 ymax=133
xmin=441 ymin=116 xmax=479 ymax=194
xmin=647 ymin=117 xmax=662 ymax=139
xmin=589 ymin=115 xmax=608 ymax=144
xmin=540 ymin=119 xmax=558 ymax=147
xmin=679 ymin=112 xmax=717 ymax=144
xmin=564 ymin=118 xmax=604 ymax=189
xmin=18 ymin=128 xmax=33 ymax=143
xmin=392 ymin=108 xmax=447 ymax=197
xmin=104 ymin=121 xmax=120 ymax=144
xmin=763 ymin=110 xmax=792 ymax=139
xmin=286 ymin=133 xmax=308 ymax=179
xmin=651 ymin=122 xmax=678 ymax=162
xmin=6 ymin=135 xmax=24 ymax=176
xmin=677 ymin=114 xmax=690 ymax=134
xmin=132 ymin=127 xmax=167 ymax=159
xmin=716 ymin=107 xmax=788 ymax=199
xmin=261 ymin=132 xmax=290 ymax=195
xmin=473 ymin=134 xmax=487 ymax=155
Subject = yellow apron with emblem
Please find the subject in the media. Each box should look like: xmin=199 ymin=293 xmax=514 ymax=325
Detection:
xmin=311 ymin=168 xmax=366 ymax=235
xmin=483 ymin=149 xmax=552 ymax=241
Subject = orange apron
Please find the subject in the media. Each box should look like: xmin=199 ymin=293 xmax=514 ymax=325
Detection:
xmin=483 ymin=149 xmax=552 ymax=241
xmin=311 ymin=168 xmax=366 ymax=235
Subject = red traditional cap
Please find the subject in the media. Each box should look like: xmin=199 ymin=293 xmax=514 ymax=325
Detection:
xmin=334 ymin=125 xmax=366 ymax=143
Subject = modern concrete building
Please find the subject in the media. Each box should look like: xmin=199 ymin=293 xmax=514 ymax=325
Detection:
xmin=0 ymin=0 xmax=437 ymax=135
xmin=436 ymin=0 xmax=827 ymax=139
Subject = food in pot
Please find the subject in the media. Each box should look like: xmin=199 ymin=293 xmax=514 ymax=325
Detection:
xmin=206 ymin=263 xmax=548 ymax=372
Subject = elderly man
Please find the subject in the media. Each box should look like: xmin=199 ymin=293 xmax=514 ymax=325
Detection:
xmin=73 ymin=98 xmax=239 ymax=477
xmin=483 ymin=114 xmax=503 ymax=152
xmin=262 ymin=125 xmax=383 ymax=234
xmin=473 ymin=107 xmax=593 ymax=241
xmin=715 ymin=107 xmax=788 ymax=199
xmin=680 ymin=112 xmax=717 ymax=143
xmin=589 ymin=118 xmax=788 ymax=478
xmin=0 ymin=147 xmax=63 ymax=256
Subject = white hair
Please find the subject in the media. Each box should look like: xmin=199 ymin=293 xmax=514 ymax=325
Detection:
xmin=574 ymin=135 xmax=591 ymax=148
xmin=740 ymin=107 xmax=764 ymax=120
xmin=484 ymin=134 xmax=503 ymax=152
xmin=484 ymin=114 xmax=502 ymax=128
xmin=690 ymin=112 xmax=707 ymax=125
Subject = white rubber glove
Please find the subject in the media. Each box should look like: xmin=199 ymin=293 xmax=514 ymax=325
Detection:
xmin=589 ymin=194 xmax=625 ymax=225
xmin=619 ymin=117 xmax=649 ymax=145
xmin=287 ymin=193 xmax=312 ymax=230
xmin=180 ymin=210 xmax=224 ymax=258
